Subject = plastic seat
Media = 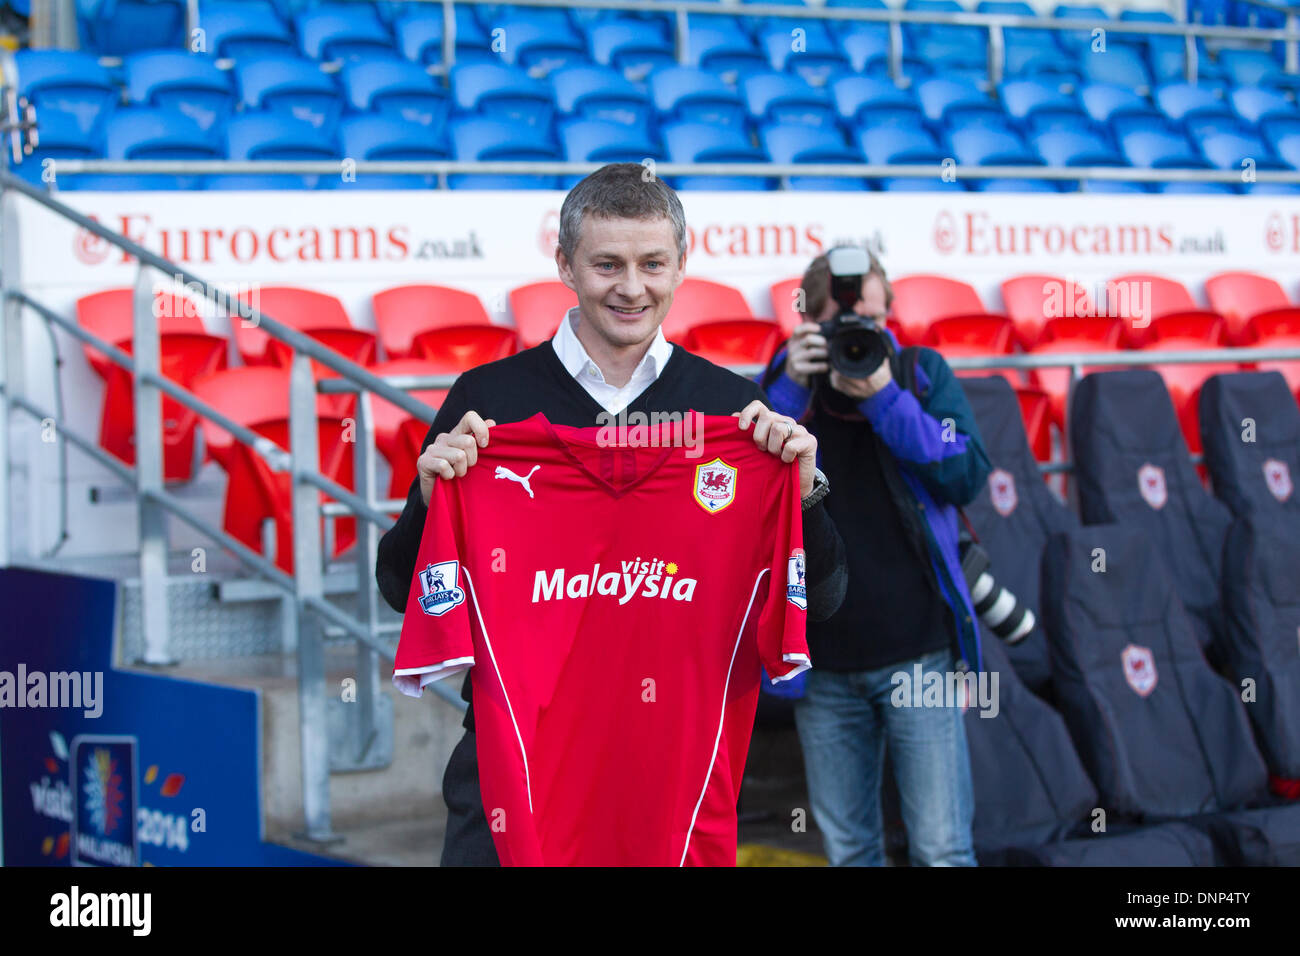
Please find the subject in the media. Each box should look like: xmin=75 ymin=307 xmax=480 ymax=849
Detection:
xmin=999 ymin=79 xmax=1085 ymax=129
xmin=659 ymin=122 xmax=773 ymax=190
xmin=10 ymin=108 xmax=99 ymax=185
xmin=410 ymin=326 xmax=519 ymax=373
xmin=196 ymin=1 xmax=295 ymax=59
xmin=295 ymin=3 xmax=398 ymax=62
xmin=76 ymin=287 xmax=207 ymax=379
xmin=915 ymin=77 xmax=1004 ymax=127
xmin=924 ymin=315 xmax=1020 ymax=385
xmin=661 ymin=278 xmax=753 ymax=342
xmin=1119 ymin=128 xmax=1206 ymax=169
xmin=489 ymin=17 xmax=587 ymax=71
xmin=191 ymin=367 xmax=356 ymax=575
xmin=449 ymin=62 xmax=555 ymax=128
xmin=1108 ymin=272 xmax=1226 ymax=348
xmin=1079 ymin=45 xmax=1152 ymax=93
xmin=123 ymin=51 xmax=235 ymax=131
xmin=1206 ymin=272 xmax=1300 ymax=346
xmin=365 ymin=358 xmax=446 ymax=501
xmin=393 ymin=7 xmax=491 ymax=66
xmin=339 ymin=60 xmax=450 ymax=132
xmin=681 ymin=320 xmax=782 ymax=367
xmin=769 ymin=277 xmax=808 ymax=336
xmin=650 ymin=67 xmax=746 ymax=127
xmin=234 ymin=56 xmax=343 ymax=133
xmin=741 ymin=72 xmax=836 ymax=128
xmin=948 ymin=126 xmax=1039 ymax=167
xmin=445 ymin=117 xmax=560 ymax=189
xmin=1218 ymin=49 xmax=1288 ymax=88
xmin=550 ymin=65 xmax=652 ymax=128
xmin=1154 ymin=81 xmax=1237 ymax=132
xmin=977 ymin=1 xmax=1062 ymax=78
xmin=1141 ymin=328 xmax=1239 ymax=458
xmin=559 ymin=119 xmax=661 ymax=163
xmin=1200 ymin=130 xmax=1288 ymax=172
xmin=1078 ymin=82 xmax=1162 ymax=137
xmin=222 ymin=110 xmax=338 ymax=188
xmin=831 ymin=76 xmax=923 ymax=129
xmin=890 ymin=275 xmax=1008 ymax=346
xmin=76 ymin=0 xmax=185 ymax=55
xmin=371 ymin=284 xmax=492 ymax=359
xmin=757 ymin=124 xmax=866 ymax=190
xmin=336 ymin=114 xmax=448 ymax=189
xmin=684 ymin=25 xmax=768 ymax=80
xmin=509 ymin=281 xmax=578 ymax=348
xmin=856 ymin=125 xmax=943 ymax=165
xmin=98 ymin=107 xmax=221 ymax=190
xmin=587 ymin=21 xmax=675 ymax=77
xmin=757 ymin=21 xmax=850 ymax=85
xmin=1027 ymin=326 xmax=1124 ymax=431
xmin=1000 ymin=274 xmax=1102 ymax=348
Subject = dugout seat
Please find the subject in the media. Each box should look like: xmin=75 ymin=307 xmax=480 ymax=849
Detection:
xmin=1204 ymin=271 xmax=1300 ymax=346
xmin=661 ymin=277 xmax=755 ymax=343
xmin=1069 ymin=370 xmax=1234 ymax=656
xmin=371 ymin=284 xmax=493 ymax=360
xmin=1000 ymin=274 xmax=1098 ymax=349
xmin=890 ymin=275 xmax=1008 ymax=349
xmin=365 ymin=359 xmax=444 ymax=502
xmin=192 ymin=367 xmax=356 ymax=575
xmin=1201 ymin=371 xmax=1300 ymax=521
xmin=1041 ymin=525 xmax=1300 ymax=864
xmin=509 ymin=281 xmax=577 ymax=348
xmin=1107 ymin=272 xmax=1225 ymax=348
xmin=923 ymin=315 xmax=1019 ymax=386
xmin=680 ymin=319 xmax=782 ymax=367
xmin=961 ymin=376 xmax=1076 ymax=693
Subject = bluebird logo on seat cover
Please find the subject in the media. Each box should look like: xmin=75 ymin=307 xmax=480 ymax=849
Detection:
xmin=1263 ymin=458 xmax=1293 ymax=503
xmin=989 ymin=468 xmax=1018 ymax=516
xmin=1137 ymin=463 xmax=1167 ymax=510
xmin=418 ymin=561 xmax=466 ymax=617
xmin=787 ymin=548 xmax=807 ymax=611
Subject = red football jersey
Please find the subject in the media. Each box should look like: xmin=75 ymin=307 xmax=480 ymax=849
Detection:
xmin=394 ymin=412 xmax=810 ymax=866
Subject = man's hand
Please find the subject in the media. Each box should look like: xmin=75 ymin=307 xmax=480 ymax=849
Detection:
xmin=418 ymin=410 xmax=497 ymax=505
xmin=830 ymin=360 xmax=893 ymax=401
xmin=785 ymin=321 xmax=829 ymax=389
xmin=735 ymin=400 xmax=818 ymax=497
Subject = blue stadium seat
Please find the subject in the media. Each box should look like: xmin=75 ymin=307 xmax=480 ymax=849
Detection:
xmin=660 ymin=121 xmax=773 ymax=190
xmin=1229 ymin=85 xmax=1298 ymax=128
xmin=197 ymin=0 xmax=296 ymax=59
xmin=831 ymin=75 xmax=924 ymax=128
xmin=472 ymin=4 xmax=576 ymax=32
xmin=76 ymin=0 xmax=185 ymax=55
xmin=838 ymin=29 xmax=893 ymax=76
xmin=741 ymin=72 xmax=837 ymax=128
xmin=684 ymin=24 xmax=768 ymax=81
xmin=1031 ymin=128 xmax=1124 ymax=166
xmin=1217 ymin=49 xmax=1288 ymax=88
xmin=446 ymin=119 xmax=560 ymax=190
xmin=12 ymin=108 xmax=101 ymax=188
xmin=1199 ymin=131 xmax=1295 ymax=192
xmin=86 ymin=106 xmax=220 ymax=190
xmin=826 ymin=0 xmax=890 ymax=40
xmin=339 ymin=60 xmax=450 ymax=132
xmin=550 ymin=65 xmax=652 ymax=129
xmin=999 ymin=79 xmax=1086 ymax=131
xmin=587 ymin=20 xmax=676 ymax=78
xmin=335 ymin=114 xmax=448 ymax=188
xmin=757 ymin=21 xmax=850 ymax=86
xmin=1079 ymin=82 xmax=1162 ymax=136
xmin=1051 ymin=3 xmax=1109 ymax=51
xmin=857 ymin=125 xmax=944 ymax=163
xmin=650 ymin=67 xmax=746 ymax=126
xmin=557 ymin=118 xmax=661 ymax=163
xmin=220 ymin=110 xmax=337 ymax=188
xmin=977 ymin=1 xmax=1063 ymax=78
xmin=916 ymin=77 xmax=1005 ymax=126
xmin=392 ymin=7 xmax=493 ymax=66
xmin=1120 ymin=128 xmax=1207 ymax=168
xmin=904 ymin=0 xmax=984 ymax=47
xmin=738 ymin=0 xmax=812 ymax=36
xmin=13 ymin=49 xmax=118 ymax=137
xmin=1079 ymin=45 xmax=1153 ymax=93
xmin=760 ymin=123 xmax=867 ymax=189
xmin=449 ymin=63 xmax=554 ymax=129
xmin=235 ymin=56 xmax=342 ymax=133
xmin=948 ymin=126 xmax=1044 ymax=190
xmin=295 ymin=3 xmax=398 ymax=62
xmin=123 ymin=51 xmax=234 ymax=132
xmin=1275 ymin=133 xmax=1300 ymax=169
xmin=1154 ymin=82 xmax=1239 ymax=139
xmin=490 ymin=16 xmax=589 ymax=72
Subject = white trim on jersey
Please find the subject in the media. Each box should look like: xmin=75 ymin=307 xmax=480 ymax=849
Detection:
xmin=464 ymin=566 xmax=537 ymax=816
xmin=393 ymin=658 xmax=475 ymax=697
xmin=773 ymin=653 xmax=811 ymax=682
xmin=679 ymin=567 xmax=770 ymax=867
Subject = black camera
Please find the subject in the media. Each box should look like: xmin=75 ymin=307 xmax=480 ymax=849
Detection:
xmin=958 ymin=532 xmax=1035 ymax=645
xmin=817 ymin=246 xmax=892 ymax=379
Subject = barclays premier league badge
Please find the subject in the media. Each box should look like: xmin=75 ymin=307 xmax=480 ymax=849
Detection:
xmin=418 ymin=560 xmax=466 ymax=617
xmin=787 ymin=548 xmax=807 ymax=611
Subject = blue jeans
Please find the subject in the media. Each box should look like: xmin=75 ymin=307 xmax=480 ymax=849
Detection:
xmin=794 ymin=649 xmax=977 ymax=866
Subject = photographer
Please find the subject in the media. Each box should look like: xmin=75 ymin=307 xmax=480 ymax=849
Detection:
xmin=759 ymin=247 xmax=992 ymax=867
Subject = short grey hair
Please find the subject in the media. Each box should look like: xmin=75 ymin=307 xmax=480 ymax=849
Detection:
xmin=557 ymin=163 xmax=687 ymax=264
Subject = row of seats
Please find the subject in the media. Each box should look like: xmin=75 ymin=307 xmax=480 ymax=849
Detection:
xmin=960 ymin=369 xmax=1300 ymax=864
xmin=13 ymin=21 xmax=1300 ymax=190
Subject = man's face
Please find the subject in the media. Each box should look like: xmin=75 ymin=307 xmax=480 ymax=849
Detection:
xmin=816 ymin=273 xmax=889 ymax=325
xmin=556 ymin=214 xmax=685 ymax=351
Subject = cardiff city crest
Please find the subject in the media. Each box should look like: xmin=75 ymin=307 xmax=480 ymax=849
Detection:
xmin=1137 ymin=463 xmax=1167 ymax=510
xmin=1121 ymin=644 xmax=1158 ymax=697
xmin=417 ymin=560 xmax=466 ymax=617
xmin=989 ymin=468 xmax=1018 ymax=517
xmin=694 ymin=458 xmax=737 ymax=514
xmin=1263 ymin=458 xmax=1293 ymax=503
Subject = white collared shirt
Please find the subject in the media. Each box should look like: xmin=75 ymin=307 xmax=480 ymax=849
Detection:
xmin=550 ymin=306 xmax=675 ymax=416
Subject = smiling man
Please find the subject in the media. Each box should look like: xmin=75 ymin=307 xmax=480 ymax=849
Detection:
xmin=376 ymin=162 xmax=847 ymax=866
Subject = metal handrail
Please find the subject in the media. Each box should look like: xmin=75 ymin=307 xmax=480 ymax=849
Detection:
xmin=39 ymin=159 xmax=1300 ymax=184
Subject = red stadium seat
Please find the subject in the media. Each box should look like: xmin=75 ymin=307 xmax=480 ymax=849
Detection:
xmin=1000 ymin=274 xmax=1097 ymax=349
xmin=1107 ymin=273 xmax=1224 ymax=348
xmin=1029 ymin=317 xmax=1125 ymax=430
xmin=232 ymin=286 xmax=355 ymax=366
xmin=372 ymin=284 xmax=492 ymax=360
xmin=661 ymin=277 xmax=753 ymax=342
xmin=1015 ymin=385 xmax=1053 ymax=464
xmin=99 ymin=333 xmax=228 ymax=483
xmin=770 ymin=277 xmax=807 ymax=337
xmin=1141 ymin=321 xmax=1239 ymax=457
xmin=1248 ymin=332 xmax=1300 ymax=405
xmin=509 ymin=280 xmax=577 ymax=348
xmin=1205 ymin=271 xmax=1300 ymax=346
xmin=192 ymin=367 xmax=357 ymax=575
xmin=366 ymin=359 xmax=445 ymax=502
xmin=923 ymin=315 xmax=1020 ymax=386
xmin=76 ymin=287 xmax=209 ymax=379
xmin=680 ymin=319 xmax=782 ymax=367
xmin=891 ymin=275 xmax=1007 ymax=347
xmin=411 ymin=324 xmax=519 ymax=371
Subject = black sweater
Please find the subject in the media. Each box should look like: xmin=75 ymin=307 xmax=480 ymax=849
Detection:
xmin=375 ymin=341 xmax=848 ymax=716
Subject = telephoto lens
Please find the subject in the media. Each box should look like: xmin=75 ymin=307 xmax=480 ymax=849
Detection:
xmin=959 ymin=537 xmax=1036 ymax=645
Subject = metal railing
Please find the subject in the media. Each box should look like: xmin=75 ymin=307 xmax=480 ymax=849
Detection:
xmin=4 ymin=162 xmax=1300 ymax=843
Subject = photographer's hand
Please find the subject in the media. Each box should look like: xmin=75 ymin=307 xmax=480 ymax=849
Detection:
xmin=830 ymin=362 xmax=893 ymax=400
xmin=785 ymin=321 xmax=829 ymax=389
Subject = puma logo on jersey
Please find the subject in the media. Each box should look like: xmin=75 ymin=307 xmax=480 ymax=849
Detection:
xmin=496 ymin=465 xmax=540 ymax=498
